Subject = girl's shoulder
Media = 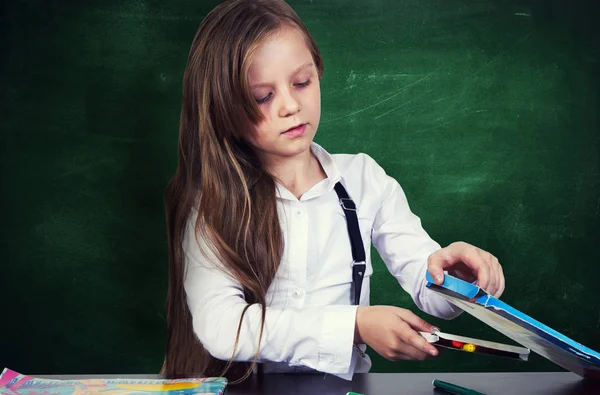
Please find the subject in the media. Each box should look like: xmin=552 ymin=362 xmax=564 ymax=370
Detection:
xmin=313 ymin=142 xmax=399 ymax=195
xmin=330 ymin=151 xmax=388 ymax=181
xmin=313 ymin=141 xmax=385 ymax=175
xmin=331 ymin=151 xmax=379 ymax=168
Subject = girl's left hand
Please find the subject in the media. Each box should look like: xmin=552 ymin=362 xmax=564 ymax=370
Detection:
xmin=427 ymin=241 xmax=505 ymax=298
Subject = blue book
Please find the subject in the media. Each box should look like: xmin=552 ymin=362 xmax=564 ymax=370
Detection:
xmin=425 ymin=272 xmax=600 ymax=380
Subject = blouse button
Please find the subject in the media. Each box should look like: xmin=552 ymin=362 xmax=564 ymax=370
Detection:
xmin=292 ymin=289 xmax=304 ymax=299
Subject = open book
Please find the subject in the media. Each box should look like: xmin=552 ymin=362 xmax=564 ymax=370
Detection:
xmin=425 ymin=272 xmax=600 ymax=380
xmin=0 ymin=368 xmax=227 ymax=395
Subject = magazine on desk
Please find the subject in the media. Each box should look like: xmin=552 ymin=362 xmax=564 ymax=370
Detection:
xmin=425 ymin=272 xmax=600 ymax=380
xmin=0 ymin=368 xmax=227 ymax=395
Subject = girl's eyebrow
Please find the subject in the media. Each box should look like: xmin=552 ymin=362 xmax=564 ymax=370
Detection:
xmin=292 ymin=61 xmax=314 ymax=75
xmin=251 ymin=62 xmax=314 ymax=89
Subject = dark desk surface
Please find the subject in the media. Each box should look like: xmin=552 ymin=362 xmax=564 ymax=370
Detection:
xmin=41 ymin=372 xmax=600 ymax=395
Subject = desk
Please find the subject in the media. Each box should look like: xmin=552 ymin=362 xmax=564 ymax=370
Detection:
xmin=41 ymin=372 xmax=600 ymax=395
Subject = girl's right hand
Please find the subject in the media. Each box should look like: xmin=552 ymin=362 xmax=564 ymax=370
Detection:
xmin=354 ymin=305 xmax=439 ymax=361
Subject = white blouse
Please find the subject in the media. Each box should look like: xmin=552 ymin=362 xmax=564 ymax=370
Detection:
xmin=183 ymin=143 xmax=461 ymax=380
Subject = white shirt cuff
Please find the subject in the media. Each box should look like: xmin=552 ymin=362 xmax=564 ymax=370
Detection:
xmin=316 ymin=305 xmax=359 ymax=374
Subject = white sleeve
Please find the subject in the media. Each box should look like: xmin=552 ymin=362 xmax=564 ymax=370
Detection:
xmin=366 ymin=158 xmax=462 ymax=319
xmin=183 ymin=219 xmax=358 ymax=374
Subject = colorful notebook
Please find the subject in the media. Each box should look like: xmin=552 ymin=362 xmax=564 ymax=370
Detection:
xmin=0 ymin=368 xmax=227 ymax=395
xmin=425 ymin=272 xmax=600 ymax=379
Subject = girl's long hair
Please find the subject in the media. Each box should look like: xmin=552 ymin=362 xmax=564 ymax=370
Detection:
xmin=163 ymin=0 xmax=324 ymax=383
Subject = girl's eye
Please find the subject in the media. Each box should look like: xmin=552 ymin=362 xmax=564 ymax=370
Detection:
xmin=254 ymin=80 xmax=311 ymax=104
xmin=255 ymin=93 xmax=272 ymax=104
xmin=295 ymin=79 xmax=311 ymax=87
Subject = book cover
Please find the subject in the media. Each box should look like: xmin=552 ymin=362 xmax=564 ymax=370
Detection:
xmin=425 ymin=272 xmax=600 ymax=379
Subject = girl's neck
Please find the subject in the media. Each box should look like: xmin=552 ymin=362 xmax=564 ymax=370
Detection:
xmin=264 ymin=147 xmax=326 ymax=199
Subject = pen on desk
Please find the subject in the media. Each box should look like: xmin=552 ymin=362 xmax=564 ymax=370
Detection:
xmin=346 ymin=392 xmax=364 ymax=395
xmin=432 ymin=379 xmax=486 ymax=395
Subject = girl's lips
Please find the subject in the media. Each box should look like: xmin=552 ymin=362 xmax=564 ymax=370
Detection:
xmin=282 ymin=123 xmax=307 ymax=138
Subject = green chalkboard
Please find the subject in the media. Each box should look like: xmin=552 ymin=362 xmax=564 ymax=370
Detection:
xmin=2 ymin=0 xmax=599 ymax=376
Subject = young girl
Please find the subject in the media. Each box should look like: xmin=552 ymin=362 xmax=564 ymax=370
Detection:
xmin=163 ymin=0 xmax=505 ymax=382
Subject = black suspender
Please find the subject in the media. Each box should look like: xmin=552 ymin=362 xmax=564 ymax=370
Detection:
xmin=333 ymin=182 xmax=366 ymax=306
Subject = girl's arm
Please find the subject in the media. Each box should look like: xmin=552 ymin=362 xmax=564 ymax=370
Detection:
xmin=367 ymin=158 xmax=462 ymax=320
xmin=183 ymin=220 xmax=357 ymax=375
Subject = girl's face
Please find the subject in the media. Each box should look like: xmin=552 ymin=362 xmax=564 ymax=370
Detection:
xmin=247 ymin=26 xmax=321 ymax=162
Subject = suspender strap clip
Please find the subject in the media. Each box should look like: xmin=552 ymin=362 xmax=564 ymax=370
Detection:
xmin=339 ymin=198 xmax=357 ymax=211
xmin=352 ymin=261 xmax=366 ymax=305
